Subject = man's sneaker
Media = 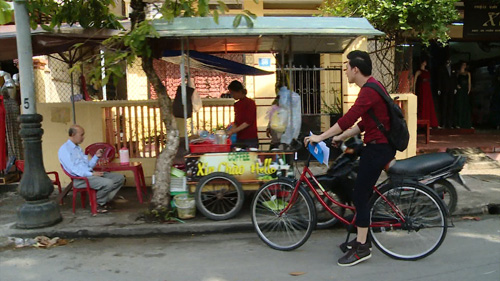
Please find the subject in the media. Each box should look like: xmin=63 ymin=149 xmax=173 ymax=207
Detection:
xmin=339 ymin=238 xmax=372 ymax=251
xmin=337 ymin=242 xmax=372 ymax=267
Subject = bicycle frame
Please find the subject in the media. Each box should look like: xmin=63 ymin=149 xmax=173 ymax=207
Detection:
xmin=280 ymin=164 xmax=406 ymax=229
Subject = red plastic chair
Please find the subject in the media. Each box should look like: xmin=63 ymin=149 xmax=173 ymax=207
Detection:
xmin=85 ymin=143 xmax=116 ymax=162
xmin=60 ymin=164 xmax=98 ymax=216
xmin=16 ymin=160 xmax=63 ymax=202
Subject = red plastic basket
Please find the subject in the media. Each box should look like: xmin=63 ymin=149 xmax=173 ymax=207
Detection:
xmin=189 ymin=139 xmax=231 ymax=153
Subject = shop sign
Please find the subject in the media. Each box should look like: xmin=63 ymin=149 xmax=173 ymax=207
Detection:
xmin=464 ymin=2 xmax=500 ymax=38
xmin=258 ymin=58 xmax=271 ymax=67
xmin=185 ymin=152 xmax=291 ymax=182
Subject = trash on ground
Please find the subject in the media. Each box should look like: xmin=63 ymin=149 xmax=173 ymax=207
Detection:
xmin=289 ymin=272 xmax=306 ymax=276
xmin=461 ymin=216 xmax=481 ymax=221
xmin=8 ymin=236 xmax=71 ymax=249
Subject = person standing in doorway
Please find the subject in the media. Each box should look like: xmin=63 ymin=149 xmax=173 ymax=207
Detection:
xmin=455 ymin=61 xmax=473 ymax=129
xmin=414 ymin=58 xmax=439 ymax=128
xmin=305 ymin=50 xmax=396 ymax=267
xmin=437 ymin=59 xmax=456 ymax=128
xmin=226 ymin=80 xmax=259 ymax=149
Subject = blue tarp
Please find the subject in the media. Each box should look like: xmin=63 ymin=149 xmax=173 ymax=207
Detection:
xmin=162 ymin=50 xmax=274 ymax=76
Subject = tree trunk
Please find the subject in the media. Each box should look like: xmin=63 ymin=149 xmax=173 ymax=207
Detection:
xmin=142 ymin=55 xmax=179 ymax=211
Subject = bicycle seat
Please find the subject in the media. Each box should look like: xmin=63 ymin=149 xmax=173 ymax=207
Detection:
xmin=386 ymin=152 xmax=458 ymax=177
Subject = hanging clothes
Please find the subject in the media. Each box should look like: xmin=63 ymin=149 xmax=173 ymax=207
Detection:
xmin=455 ymin=74 xmax=473 ymax=128
xmin=415 ymin=70 xmax=439 ymax=127
xmin=4 ymin=95 xmax=22 ymax=160
xmin=0 ymin=95 xmax=7 ymax=172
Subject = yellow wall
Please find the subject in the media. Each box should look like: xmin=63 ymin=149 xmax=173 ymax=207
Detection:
xmin=38 ymin=101 xmax=158 ymax=187
xmin=244 ymin=54 xmax=277 ymax=141
xmin=319 ymin=37 xmax=417 ymax=159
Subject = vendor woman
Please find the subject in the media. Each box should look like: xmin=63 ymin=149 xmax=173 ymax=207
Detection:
xmin=226 ymin=80 xmax=259 ymax=149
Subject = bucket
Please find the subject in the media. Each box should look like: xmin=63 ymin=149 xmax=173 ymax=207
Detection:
xmin=215 ymin=130 xmax=227 ymax=144
xmin=173 ymin=194 xmax=196 ymax=219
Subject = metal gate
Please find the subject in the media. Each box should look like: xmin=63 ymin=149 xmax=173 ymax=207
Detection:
xmin=277 ymin=66 xmax=343 ymax=128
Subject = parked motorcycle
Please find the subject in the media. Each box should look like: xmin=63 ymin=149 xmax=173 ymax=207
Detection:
xmin=311 ymin=136 xmax=469 ymax=229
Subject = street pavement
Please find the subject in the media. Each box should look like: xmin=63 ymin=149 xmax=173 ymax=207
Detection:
xmin=1 ymin=217 xmax=499 ymax=281
xmin=0 ymin=149 xmax=499 ymax=248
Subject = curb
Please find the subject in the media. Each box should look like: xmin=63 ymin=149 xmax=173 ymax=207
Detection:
xmin=2 ymin=202 xmax=496 ymax=240
xmin=2 ymin=220 xmax=255 ymax=239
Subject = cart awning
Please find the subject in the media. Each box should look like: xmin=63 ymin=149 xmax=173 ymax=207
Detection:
xmin=162 ymin=50 xmax=273 ymax=76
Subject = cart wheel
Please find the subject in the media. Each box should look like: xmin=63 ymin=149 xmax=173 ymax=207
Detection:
xmin=195 ymin=172 xmax=244 ymax=220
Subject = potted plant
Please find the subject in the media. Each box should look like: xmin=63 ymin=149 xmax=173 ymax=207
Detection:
xmin=321 ymin=93 xmax=343 ymax=126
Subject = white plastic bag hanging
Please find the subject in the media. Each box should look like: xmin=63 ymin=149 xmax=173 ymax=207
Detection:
xmin=189 ymin=78 xmax=202 ymax=112
xmin=278 ymin=86 xmax=301 ymax=145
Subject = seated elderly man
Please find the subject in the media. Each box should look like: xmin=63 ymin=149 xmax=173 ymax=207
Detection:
xmin=58 ymin=124 xmax=124 ymax=213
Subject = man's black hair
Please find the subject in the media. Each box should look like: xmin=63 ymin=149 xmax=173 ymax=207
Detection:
xmin=69 ymin=127 xmax=76 ymax=136
xmin=228 ymin=80 xmax=247 ymax=95
xmin=347 ymin=50 xmax=372 ymax=76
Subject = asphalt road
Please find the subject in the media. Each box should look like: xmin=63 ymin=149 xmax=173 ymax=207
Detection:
xmin=1 ymin=215 xmax=499 ymax=281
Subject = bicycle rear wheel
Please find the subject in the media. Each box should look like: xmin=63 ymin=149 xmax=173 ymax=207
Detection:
xmin=369 ymin=182 xmax=447 ymax=260
xmin=251 ymin=179 xmax=316 ymax=251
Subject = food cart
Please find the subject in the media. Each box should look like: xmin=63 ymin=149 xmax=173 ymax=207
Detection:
xmin=152 ymin=16 xmax=383 ymax=220
xmin=185 ymin=149 xmax=295 ymax=220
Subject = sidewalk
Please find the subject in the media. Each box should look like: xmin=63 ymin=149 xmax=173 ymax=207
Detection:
xmin=1 ymin=154 xmax=499 ymax=244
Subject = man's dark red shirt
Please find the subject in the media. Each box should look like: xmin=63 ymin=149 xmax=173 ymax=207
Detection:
xmin=337 ymin=77 xmax=390 ymax=144
xmin=234 ymin=97 xmax=258 ymax=140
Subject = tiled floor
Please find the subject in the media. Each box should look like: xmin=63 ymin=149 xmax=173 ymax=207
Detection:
xmin=417 ymin=129 xmax=500 ymax=154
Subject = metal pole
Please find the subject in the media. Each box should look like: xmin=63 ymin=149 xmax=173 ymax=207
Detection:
xmin=101 ymin=49 xmax=107 ymax=100
xmin=186 ymin=41 xmax=194 ymax=136
xmin=180 ymin=39 xmax=189 ymax=151
xmin=70 ymin=67 xmax=76 ymax=123
xmin=14 ymin=0 xmax=62 ymax=228
xmin=288 ymin=36 xmax=294 ymax=145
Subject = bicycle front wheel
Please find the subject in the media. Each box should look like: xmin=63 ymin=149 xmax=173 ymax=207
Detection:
xmin=369 ymin=182 xmax=448 ymax=260
xmin=251 ymin=179 xmax=316 ymax=251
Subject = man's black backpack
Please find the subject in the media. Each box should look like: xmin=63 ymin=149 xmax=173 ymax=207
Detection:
xmin=364 ymin=82 xmax=410 ymax=152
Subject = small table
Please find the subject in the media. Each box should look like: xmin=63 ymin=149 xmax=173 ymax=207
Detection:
xmin=417 ymin=119 xmax=430 ymax=144
xmin=94 ymin=162 xmax=147 ymax=203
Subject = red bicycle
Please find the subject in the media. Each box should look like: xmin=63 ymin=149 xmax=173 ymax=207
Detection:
xmin=251 ymin=140 xmax=448 ymax=260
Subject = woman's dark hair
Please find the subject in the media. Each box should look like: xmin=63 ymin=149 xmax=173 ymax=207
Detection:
xmin=228 ymin=80 xmax=247 ymax=95
xmin=347 ymin=50 xmax=372 ymax=76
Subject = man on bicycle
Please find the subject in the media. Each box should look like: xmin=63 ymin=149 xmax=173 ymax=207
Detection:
xmin=304 ymin=50 xmax=396 ymax=266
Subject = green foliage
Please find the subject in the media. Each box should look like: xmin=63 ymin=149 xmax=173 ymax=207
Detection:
xmin=0 ymin=0 xmax=14 ymax=25
xmin=321 ymin=92 xmax=342 ymax=115
xmin=320 ymin=0 xmax=459 ymax=45
xmin=142 ymin=207 xmax=181 ymax=223
xmin=24 ymin=0 xmax=123 ymax=31
xmin=16 ymin=0 xmax=259 ymax=89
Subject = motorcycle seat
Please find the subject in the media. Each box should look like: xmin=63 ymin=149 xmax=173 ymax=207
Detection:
xmin=386 ymin=152 xmax=458 ymax=177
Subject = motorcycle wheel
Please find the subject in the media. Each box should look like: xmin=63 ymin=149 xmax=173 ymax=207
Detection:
xmin=430 ymin=179 xmax=457 ymax=214
xmin=309 ymin=189 xmax=346 ymax=229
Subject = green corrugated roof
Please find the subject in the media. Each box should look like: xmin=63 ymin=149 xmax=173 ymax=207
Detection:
xmin=152 ymin=16 xmax=383 ymax=37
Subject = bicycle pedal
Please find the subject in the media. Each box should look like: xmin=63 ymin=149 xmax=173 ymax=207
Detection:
xmin=339 ymin=242 xmax=348 ymax=253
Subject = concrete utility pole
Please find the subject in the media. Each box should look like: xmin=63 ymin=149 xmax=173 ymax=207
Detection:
xmin=14 ymin=0 xmax=62 ymax=228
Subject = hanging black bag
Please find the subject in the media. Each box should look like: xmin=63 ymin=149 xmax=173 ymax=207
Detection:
xmin=173 ymin=85 xmax=195 ymax=118
xmin=364 ymin=82 xmax=410 ymax=152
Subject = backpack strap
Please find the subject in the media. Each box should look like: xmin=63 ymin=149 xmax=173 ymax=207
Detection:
xmin=368 ymin=109 xmax=387 ymax=134
xmin=364 ymin=82 xmax=391 ymax=135
xmin=364 ymin=82 xmax=393 ymax=104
